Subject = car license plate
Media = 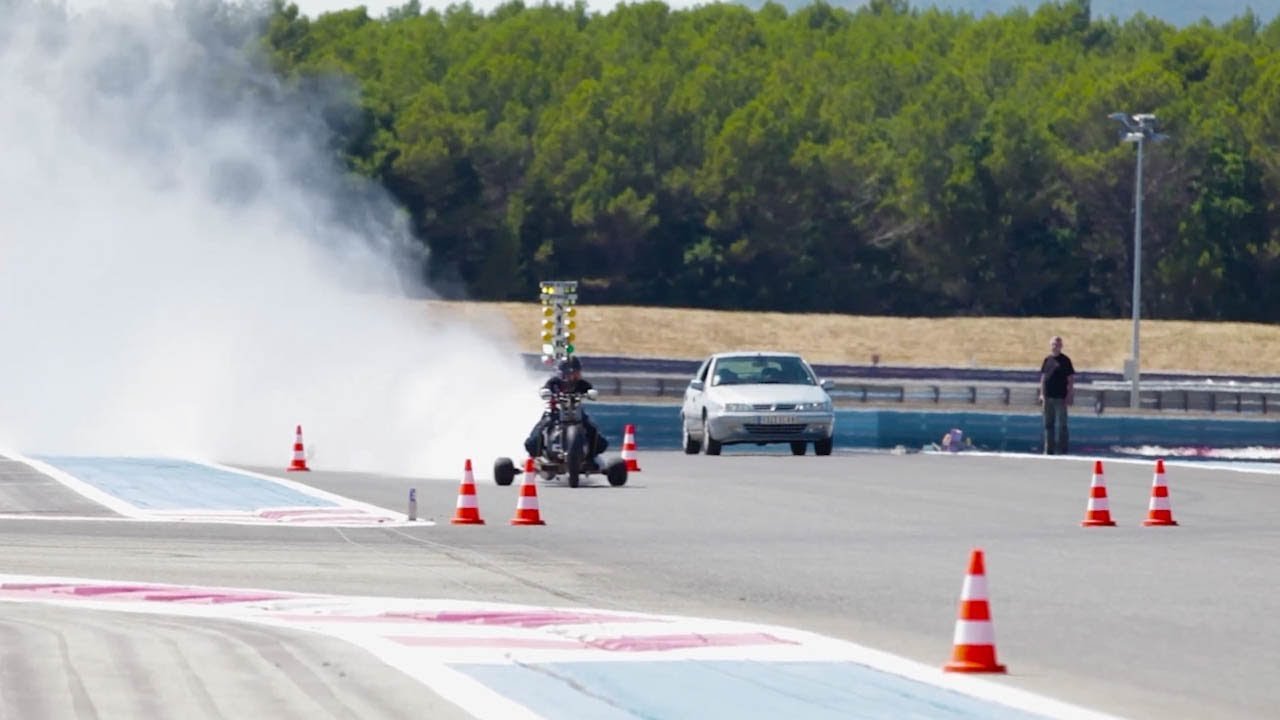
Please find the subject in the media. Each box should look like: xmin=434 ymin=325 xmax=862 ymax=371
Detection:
xmin=757 ymin=415 xmax=798 ymax=425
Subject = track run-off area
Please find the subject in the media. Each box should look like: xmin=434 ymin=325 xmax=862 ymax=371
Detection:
xmin=1 ymin=448 xmax=1277 ymax=719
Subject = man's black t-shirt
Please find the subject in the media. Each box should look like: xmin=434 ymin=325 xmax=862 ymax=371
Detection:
xmin=1040 ymin=353 xmax=1076 ymax=398
xmin=544 ymin=377 xmax=593 ymax=394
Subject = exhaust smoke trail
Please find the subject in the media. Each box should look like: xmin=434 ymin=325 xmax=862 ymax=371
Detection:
xmin=0 ymin=0 xmax=544 ymax=479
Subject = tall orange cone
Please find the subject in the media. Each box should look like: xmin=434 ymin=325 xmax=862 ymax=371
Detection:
xmin=450 ymin=459 xmax=485 ymax=525
xmin=944 ymin=548 xmax=1007 ymax=673
xmin=621 ymin=424 xmax=642 ymax=472
xmin=510 ymin=458 xmax=546 ymax=526
xmin=1143 ymin=459 xmax=1179 ymax=526
xmin=287 ymin=425 xmax=310 ymax=472
xmin=1081 ymin=459 xmax=1117 ymax=527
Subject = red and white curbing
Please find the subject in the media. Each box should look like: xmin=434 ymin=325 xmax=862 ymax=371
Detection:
xmin=0 ymin=573 xmax=1126 ymax=720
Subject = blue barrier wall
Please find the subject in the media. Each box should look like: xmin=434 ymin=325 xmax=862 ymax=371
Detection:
xmin=588 ymin=403 xmax=1280 ymax=454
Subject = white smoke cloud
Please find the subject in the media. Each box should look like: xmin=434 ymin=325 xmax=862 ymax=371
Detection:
xmin=0 ymin=0 xmax=544 ymax=479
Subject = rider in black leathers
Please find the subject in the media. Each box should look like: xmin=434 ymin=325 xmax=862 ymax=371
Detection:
xmin=524 ymin=356 xmax=607 ymax=463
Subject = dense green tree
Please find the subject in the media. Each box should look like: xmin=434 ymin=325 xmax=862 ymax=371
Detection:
xmin=258 ymin=0 xmax=1280 ymax=321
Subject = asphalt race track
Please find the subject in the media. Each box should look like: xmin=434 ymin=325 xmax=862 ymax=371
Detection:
xmin=2 ymin=450 xmax=1278 ymax=719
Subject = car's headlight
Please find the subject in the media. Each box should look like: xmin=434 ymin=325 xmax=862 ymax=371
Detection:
xmin=723 ymin=403 xmax=753 ymax=412
xmin=795 ymin=400 xmax=832 ymax=411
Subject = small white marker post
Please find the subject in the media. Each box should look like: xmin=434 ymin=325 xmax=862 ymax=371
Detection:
xmin=407 ymin=488 xmax=417 ymax=522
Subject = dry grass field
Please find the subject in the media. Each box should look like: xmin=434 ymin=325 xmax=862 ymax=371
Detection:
xmin=428 ymin=300 xmax=1280 ymax=377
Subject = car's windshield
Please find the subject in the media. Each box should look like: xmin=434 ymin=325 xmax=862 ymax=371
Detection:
xmin=710 ymin=356 xmax=816 ymax=386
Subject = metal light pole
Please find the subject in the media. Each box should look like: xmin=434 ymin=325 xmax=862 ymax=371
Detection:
xmin=1108 ymin=112 xmax=1167 ymax=410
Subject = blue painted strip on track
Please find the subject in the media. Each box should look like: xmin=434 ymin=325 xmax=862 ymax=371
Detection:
xmin=33 ymin=456 xmax=336 ymax=511
xmin=455 ymin=660 xmax=1053 ymax=720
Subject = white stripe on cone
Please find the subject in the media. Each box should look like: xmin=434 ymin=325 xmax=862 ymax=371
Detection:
xmin=457 ymin=465 xmax=480 ymax=509
xmin=517 ymin=469 xmax=540 ymax=510
xmin=960 ymin=575 xmax=989 ymax=600
xmin=952 ymin=620 xmax=997 ymax=645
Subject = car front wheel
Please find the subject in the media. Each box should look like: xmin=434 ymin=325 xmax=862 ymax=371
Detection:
xmin=814 ymin=437 xmax=833 ymax=456
xmin=682 ymin=423 xmax=701 ymax=454
xmin=703 ymin=418 xmax=722 ymax=456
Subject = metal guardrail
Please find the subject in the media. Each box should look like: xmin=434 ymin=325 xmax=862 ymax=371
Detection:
xmin=524 ymin=353 xmax=1280 ymax=387
xmin=587 ymin=374 xmax=1280 ymax=416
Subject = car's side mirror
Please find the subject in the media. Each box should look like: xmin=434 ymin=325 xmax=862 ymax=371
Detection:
xmin=689 ymin=379 xmax=705 ymax=392
xmin=586 ymin=388 xmax=599 ymax=400
xmin=820 ymin=379 xmax=835 ymax=391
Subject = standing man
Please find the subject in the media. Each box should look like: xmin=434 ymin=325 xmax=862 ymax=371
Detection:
xmin=1039 ymin=336 xmax=1076 ymax=455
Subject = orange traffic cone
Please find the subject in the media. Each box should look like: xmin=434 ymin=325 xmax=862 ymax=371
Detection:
xmin=944 ymin=548 xmax=1007 ymax=673
xmin=510 ymin=458 xmax=546 ymax=526
xmin=1081 ymin=460 xmax=1117 ymax=527
xmin=621 ymin=424 xmax=642 ymax=472
xmin=450 ymin=459 xmax=485 ymax=525
xmin=287 ymin=425 xmax=310 ymax=472
xmin=1143 ymin=459 xmax=1179 ymax=526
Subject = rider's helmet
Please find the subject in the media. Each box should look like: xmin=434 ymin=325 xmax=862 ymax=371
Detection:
xmin=558 ymin=358 xmax=574 ymax=379
xmin=567 ymin=356 xmax=582 ymax=373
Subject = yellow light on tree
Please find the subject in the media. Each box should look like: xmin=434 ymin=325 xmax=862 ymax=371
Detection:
xmin=538 ymin=280 xmax=579 ymax=364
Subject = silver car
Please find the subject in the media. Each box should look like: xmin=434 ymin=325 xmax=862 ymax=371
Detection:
xmin=680 ymin=351 xmax=836 ymax=456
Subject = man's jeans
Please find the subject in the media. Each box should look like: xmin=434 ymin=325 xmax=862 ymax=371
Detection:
xmin=1043 ymin=397 xmax=1070 ymax=455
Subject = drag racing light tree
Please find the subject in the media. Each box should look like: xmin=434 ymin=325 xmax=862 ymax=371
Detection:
xmin=1108 ymin=112 xmax=1168 ymax=410
xmin=539 ymin=280 xmax=579 ymax=365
